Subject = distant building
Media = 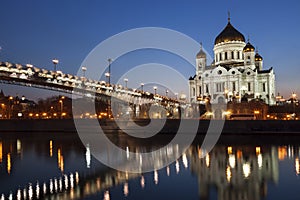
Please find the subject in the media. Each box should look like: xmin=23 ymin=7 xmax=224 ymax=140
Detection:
xmin=189 ymin=16 xmax=276 ymax=105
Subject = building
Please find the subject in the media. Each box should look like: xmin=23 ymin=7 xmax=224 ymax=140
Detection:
xmin=189 ymin=16 xmax=276 ymax=105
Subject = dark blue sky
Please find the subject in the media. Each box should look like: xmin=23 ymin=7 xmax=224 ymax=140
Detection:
xmin=0 ymin=0 xmax=300 ymax=99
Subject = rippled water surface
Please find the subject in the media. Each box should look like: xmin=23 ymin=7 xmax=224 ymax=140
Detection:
xmin=0 ymin=133 xmax=300 ymax=200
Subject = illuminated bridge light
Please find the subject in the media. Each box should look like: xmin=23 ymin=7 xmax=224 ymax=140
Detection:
xmin=28 ymin=184 xmax=33 ymax=200
xmin=49 ymin=179 xmax=53 ymax=194
xmin=166 ymin=166 xmax=170 ymax=176
xmin=54 ymin=178 xmax=58 ymax=192
xmin=23 ymin=188 xmax=27 ymax=199
xmin=175 ymin=160 xmax=180 ymax=174
xmin=8 ymin=193 xmax=12 ymax=200
xmin=258 ymin=154 xmax=263 ymax=169
xmin=226 ymin=166 xmax=232 ymax=182
xmin=123 ymin=182 xmax=129 ymax=197
xmin=36 ymin=182 xmax=40 ymax=199
xmin=86 ymin=145 xmax=91 ymax=169
xmin=154 ymin=170 xmax=159 ymax=185
xmin=182 ymin=153 xmax=188 ymax=169
xmin=104 ymin=190 xmax=110 ymax=200
xmin=140 ymin=176 xmax=145 ymax=189
xmin=295 ymin=158 xmax=300 ymax=175
xmin=17 ymin=189 xmax=21 ymax=200
xmin=64 ymin=175 xmax=69 ymax=189
xmin=229 ymin=154 xmax=236 ymax=168
xmin=59 ymin=177 xmax=63 ymax=192
xmin=205 ymin=154 xmax=210 ymax=168
xmin=43 ymin=182 xmax=47 ymax=194
xmin=70 ymin=173 xmax=74 ymax=188
xmin=243 ymin=163 xmax=251 ymax=178
xmin=75 ymin=172 xmax=80 ymax=184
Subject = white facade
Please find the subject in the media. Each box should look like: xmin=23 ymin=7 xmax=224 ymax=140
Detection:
xmin=189 ymin=18 xmax=276 ymax=105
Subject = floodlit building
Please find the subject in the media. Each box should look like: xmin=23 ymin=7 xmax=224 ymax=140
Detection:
xmin=189 ymin=16 xmax=276 ymax=105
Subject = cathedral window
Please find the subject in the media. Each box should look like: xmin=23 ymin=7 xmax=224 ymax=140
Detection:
xmin=206 ymin=84 xmax=209 ymax=93
xmin=219 ymin=53 xmax=222 ymax=61
xmin=218 ymin=70 xmax=222 ymax=75
xmin=237 ymin=51 xmax=240 ymax=59
xmin=248 ymin=82 xmax=251 ymax=91
xmin=231 ymin=51 xmax=234 ymax=59
xmin=233 ymin=82 xmax=236 ymax=91
xmin=193 ymin=88 xmax=195 ymax=96
xmin=225 ymin=52 xmax=228 ymax=60
xmin=199 ymin=86 xmax=202 ymax=94
xmin=216 ymin=82 xmax=225 ymax=92
xmin=263 ymin=83 xmax=266 ymax=92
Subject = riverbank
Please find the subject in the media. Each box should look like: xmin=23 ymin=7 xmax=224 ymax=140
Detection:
xmin=0 ymin=119 xmax=300 ymax=135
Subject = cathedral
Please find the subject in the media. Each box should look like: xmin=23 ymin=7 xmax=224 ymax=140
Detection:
xmin=189 ymin=16 xmax=276 ymax=105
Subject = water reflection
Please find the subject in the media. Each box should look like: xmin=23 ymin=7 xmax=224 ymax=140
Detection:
xmin=191 ymin=145 xmax=279 ymax=200
xmin=1 ymin=134 xmax=300 ymax=200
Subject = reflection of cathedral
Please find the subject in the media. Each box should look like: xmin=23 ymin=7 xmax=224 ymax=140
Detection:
xmin=189 ymin=15 xmax=276 ymax=105
xmin=190 ymin=146 xmax=279 ymax=200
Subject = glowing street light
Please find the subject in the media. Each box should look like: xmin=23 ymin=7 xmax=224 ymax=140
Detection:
xmin=81 ymin=66 xmax=87 ymax=78
xmin=166 ymin=89 xmax=169 ymax=97
xmin=105 ymin=73 xmax=110 ymax=84
xmin=292 ymin=92 xmax=297 ymax=119
xmin=292 ymin=92 xmax=297 ymax=100
xmin=153 ymin=86 xmax=157 ymax=95
xmin=124 ymin=78 xmax=128 ymax=89
xmin=52 ymin=59 xmax=59 ymax=71
xmin=59 ymin=97 xmax=64 ymax=118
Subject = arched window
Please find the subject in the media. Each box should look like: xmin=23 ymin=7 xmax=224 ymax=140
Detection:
xmin=231 ymin=51 xmax=234 ymax=60
xmin=237 ymin=51 xmax=240 ymax=59
xmin=219 ymin=53 xmax=222 ymax=61
xmin=225 ymin=52 xmax=228 ymax=60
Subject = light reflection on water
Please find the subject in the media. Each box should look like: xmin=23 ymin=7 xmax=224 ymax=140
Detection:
xmin=0 ymin=134 xmax=300 ymax=200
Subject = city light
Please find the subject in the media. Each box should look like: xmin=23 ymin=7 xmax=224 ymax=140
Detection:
xmin=242 ymin=162 xmax=251 ymax=178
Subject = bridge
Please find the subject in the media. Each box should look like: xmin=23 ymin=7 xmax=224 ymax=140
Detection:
xmin=0 ymin=61 xmax=187 ymax=119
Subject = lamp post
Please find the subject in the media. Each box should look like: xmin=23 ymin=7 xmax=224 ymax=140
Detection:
xmin=292 ymin=92 xmax=297 ymax=119
xmin=52 ymin=59 xmax=59 ymax=71
xmin=1 ymin=103 xmax=6 ymax=119
xmin=141 ymin=83 xmax=144 ymax=92
xmin=105 ymin=73 xmax=110 ymax=84
xmin=166 ymin=89 xmax=169 ymax=97
xmin=82 ymin=66 xmax=87 ymax=78
xmin=107 ymin=58 xmax=112 ymax=85
xmin=153 ymin=86 xmax=157 ymax=96
xmin=8 ymin=96 xmax=13 ymax=119
xmin=124 ymin=78 xmax=128 ymax=89
xmin=59 ymin=96 xmax=64 ymax=118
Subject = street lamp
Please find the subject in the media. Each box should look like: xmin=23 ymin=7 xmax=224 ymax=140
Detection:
xmin=105 ymin=73 xmax=110 ymax=84
xmin=153 ymin=86 xmax=157 ymax=96
xmin=52 ymin=59 xmax=59 ymax=71
xmin=292 ymin=92 xmax=297 ymax=119
xmin=107 ymin=58 xmax=113 ymax=85
xmin=141 ymin=83 xmax=144 ymax=92
xmin=166 ymin=89 xmax=169 ymax=97
xmin=59 ymin=97 xmax=64 ymax=118
xmin=124 ymin=78 xmax=128 ymax=89
xmin=82 ymin=66 xmax=87 ymax=78
xmin=8 ymin=96 xmax=13 ymax=119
